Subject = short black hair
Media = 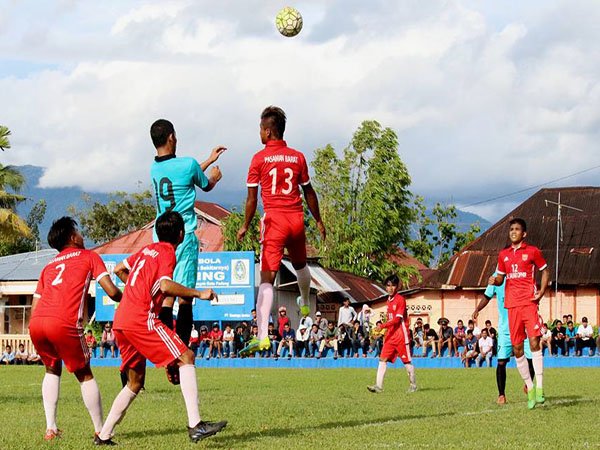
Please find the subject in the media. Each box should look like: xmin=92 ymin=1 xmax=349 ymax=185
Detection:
xmin=567 ymin=320 xmax=573 ymax=326
xmin=150 ymin=119 xmax=175 ymax=148
xmin=384 ymin=274 xmax=400 ymax=286
xmin=261 ymin=106 xmax=286 ymax=139
xmin=509 ymin=218 xmax=527 ymax=232
xmin=155 ymin=211 xmax=184 ymax=245
xmin=47 ymin=216 xmax=78 ymax=251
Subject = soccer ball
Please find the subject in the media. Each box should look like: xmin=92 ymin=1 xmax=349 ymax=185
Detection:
xmin=276 ymin=7 xmax=303 ymax=37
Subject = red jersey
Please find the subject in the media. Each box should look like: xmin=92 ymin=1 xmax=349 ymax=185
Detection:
xmin=209 ymin=330 xmax=223 ymax=340
xmin=385 ymin=293 xmax=409 ymax=337
xmin=113 ymin=242 xmax=176 ymax=331
xmin=497 ymin=242 xmax=547 ymax=309
xmin=33 ymin=248 xmax=109 ymax=328
xmin=246 ymin=140 xmax=310 ymax=213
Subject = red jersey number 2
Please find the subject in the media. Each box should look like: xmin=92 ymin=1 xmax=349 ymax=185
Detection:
xmin=268 ymin=167 xmax=294 ymax=195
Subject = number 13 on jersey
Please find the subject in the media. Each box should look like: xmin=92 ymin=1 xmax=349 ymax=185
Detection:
xmin=268 ymin=167 xmax=294 ymax=195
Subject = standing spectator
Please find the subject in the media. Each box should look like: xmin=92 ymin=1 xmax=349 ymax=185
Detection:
xmin=85 ymin=330 xmax=98 ymax=358
xmin=476 ymin=329 xmax=494 ymax=367
xmin=567 ymin=314 xmax=573 ymax=323
xmin=484 ymin=320 xmax=498 ymax=354
xmin=317 ymin=322 xmax=339 ymax=359
xmin=277 ymin=323 xmax=295 ymax=359
xmin=350 ymin=321 xmax=369 ymax=357
xmin=337 ymin=324 xmax=352 ymax=357
xmin=540 ymin=324 xmax=553 ymax=355
xmin=562 ymin=315 xmax=568 ymax=325
xmin=551 ymin=320 xmax=567 ymax=356
xmin=233 ymin=325 xmax=246 ymax=357
xmin=299 ymin=310 xmax=313 ymax=332
xmin=437 ymin=319 xmax=454 ymax=357
xmin=277 ymin=306 xmax=290 ymax=337
xmin=101 ymin=323 xmax=117 ymax=358
xmin=267 ymin=323 xmax=281 ymax=357
xmin=308 ymin=324 xmax=323 ymax=357
xmin=565 ymin=321 xmax=577 ymax=355
xmin=15 ymin=343 xmax=29 ymax=365
xmin=576 ymin=317 xmax=596 ymax=356
xmin=337 ymin=297 xmax=357 ymax=328
xmin=295 ymin=326 xmax=309 ymax=357
xmin=315 ymin=311 xmax=328 ymax=333
xmin=188 ymin=325 xmax=200 ymax=357
xmin=453 ymin=320 xmax=467 ymax=352
xmin=207 ymin=323 xmax=223 ymax=359
xmin=0 ymin=345 xmax=15 ymax=365
xmin=462 ymin=330 xmax=478 ymax=367
xmin=369 ymin=320 xmax=385 ymax=356
xmin=467 ymin=319 xmax=481 ymax=339
xmin=222 ymin=325 xmax=235 ymax=358
xmin=413 ymin=318 xmax=424 ymax=350
xmin=423 ymin=324 xmax=438 ymax=357
xmin=356 ymin=305 xmax=372 ymax=334
xmin=250 ymin=309 xmax=258 ymax=329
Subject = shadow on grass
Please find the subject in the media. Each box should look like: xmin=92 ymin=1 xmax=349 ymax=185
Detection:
xmin=120 ymin=427 xmax=181 ymax=440
xmin=545 ymin=395 xmax=593 ymax=409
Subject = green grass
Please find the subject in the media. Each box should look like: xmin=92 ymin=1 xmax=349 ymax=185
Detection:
xmin=0 ymin=366 xmax=598 ymax=449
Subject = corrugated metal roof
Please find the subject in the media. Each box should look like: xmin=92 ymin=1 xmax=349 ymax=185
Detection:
xmin=0 ymin=249 xmax=58 ymax=281
xmin=280 ymin=260 xmax=348 ymax=293
xmin=423 ymin=187 xmax=600 ymax=288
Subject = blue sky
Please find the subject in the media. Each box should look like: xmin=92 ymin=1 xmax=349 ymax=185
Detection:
xmin=1 ymin=0 xmax=599 ymax=221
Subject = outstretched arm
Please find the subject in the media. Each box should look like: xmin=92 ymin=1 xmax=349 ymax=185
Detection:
xmin=160 ymin=279 xmax=217 ymax=301
xmin=200 ymin=146 xmax=226 ymax=171
xmin=237 ymin=187 xmax=258 ymax=241
xmin=302 ymin=183 xmax=326 ymax=240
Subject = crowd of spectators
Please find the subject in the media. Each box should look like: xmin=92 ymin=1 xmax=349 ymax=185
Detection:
xmin=0 ymin=343 xmax=42 ymax=365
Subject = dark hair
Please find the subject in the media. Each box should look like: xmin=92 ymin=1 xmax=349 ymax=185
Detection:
xmin=567 ymin=320 xmax=573 ymax=326
xmin=155 ymin=211 xmax=184 ymax=244
xmin=468 ymin=319 xmax=474 ymax=325
xmin=260 ymin=106 xmax=286 ymax=138
xmin=509 ymin=218 xmax=527 ymax=232
xmin=150 ymin=119 xmax=175 ymax=148
xmin=384 ymin=274 xmax=400 ymax=286
xmin=47 ymin=216 xmax=78 ymax=251
xmin=423 ymin=324 xmax=430 ymax=330
xmin=467 ymin=329 xmax=473 ymax=335
xmin=485 ymin=320 xmax=491 ymax=325
xmin=251 ymin=309 xmax=256 ymax=313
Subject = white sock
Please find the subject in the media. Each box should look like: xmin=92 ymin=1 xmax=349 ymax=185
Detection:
xmin=80 ymin=378 xmax=103 ymax=433
xmin=179 ymin=364 xmax=201 ymax=428
xmin=257 ymin=283 xmax=274 ymax=340
xmin=98 ymin=386 xmax=137 ymax=440
xmin=376 ymin=361 xmax=387 ymax=388
xmin=406 ymin=364 xmax=416 ymax=385
xmin=42 ymin=373 xmax=60 ymax=431
xmin=295 ymin=266 xmax=311 ymax=306
xmin=516 ymin=355 xmax=534 ymax=390
xmin=531 ymin=350 xmax=544 ymax=389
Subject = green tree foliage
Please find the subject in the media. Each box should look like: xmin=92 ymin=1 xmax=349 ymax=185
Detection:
xmin=69 ymin=190 xmax=155 ymax=244
xmin=0 ymin=126 xmax=11 ymax=151
xmin=221 ymin=205 xmax=261 ymax=261
xmin=0 ymin=200 xmax=46 ymax=256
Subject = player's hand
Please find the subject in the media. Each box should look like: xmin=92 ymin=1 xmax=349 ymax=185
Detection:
xmin=487 ymin=275 xmax=496 ymax=286
xmin=316 ymin=220 xmax=326 ymax=241
xmin=237 ymin=226 xmax=247 ymax=242
xmin=472 ymin=310 xmax=479 ymax=320
xmin=209 ymin=165 xmax=222 ymax=182
xmin=533 ymin=291 xmax=545 ymax=302
xmin=199 ymin=288 xmax=218 ymax=301
xmin=209 ymin=146 xmax=226 ymax=163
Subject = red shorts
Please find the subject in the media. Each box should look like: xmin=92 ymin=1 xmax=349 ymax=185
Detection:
xmin=29 ymin=316 xmax=89 ymax=373
xmin=508 ymin=303 xmax=543 ymax=344
xmin=380 ymin=327 xmax=412 ymax=364
xmin=114 ymin=322 xmax=187 ymax=372
xmin=260 ymin=211 xmax=306 ymax=271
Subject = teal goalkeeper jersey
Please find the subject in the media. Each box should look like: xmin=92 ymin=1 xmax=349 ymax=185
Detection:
xmin=151 ymin=155 xmax=209 ymax=234
xmin=484 ymin=274 xmax=509 ymax=336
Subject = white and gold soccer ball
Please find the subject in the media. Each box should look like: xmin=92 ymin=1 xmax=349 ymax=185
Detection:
xmin=276 ymin=6 xmax=303 ymax=37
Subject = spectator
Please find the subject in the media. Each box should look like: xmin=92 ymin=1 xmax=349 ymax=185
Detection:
xmin=14 ymin=343 xmax=29 ymax=365
xmin=189 ymin=325 xmax=200 ymax=357
xmin=540 ymin=324 xmax=553 ymax=355
xmin=476 ymin=329 xmax=494 ymax=367
xmin=562 ymin=315 xmax=568 ymax=325
xmin=233 ymin=325 xmax=246 ymax=357
xmin=277 ymin=323 xmax=295 ymax=359
xmin=567 ymin=314 xmax=573 ymax=323
xmin=295 ymin=326 xmax=310 ymax=357
xmin=350 ymin=321 xmax=369 ymax=357
xmin=552 ymin=320 xmax=567 ymax=356
xmin=337 ymin=297 xmax=357 ymax=328
xmin=437 ymin=318 xmax=454 ymax=357
xmin=369 ymin=320 xmax=385 ymax=356
xmin=85 ymin=330 xmax=98 ymax=358
xmin=267 ymin=322 xmax=281 ymax=357
xmin=250 ymin=309 xmax=258 ymax=328
xmin=423 ymin=323 xmax=438 ymax=357
xmin=317 ymin=322 xmax=339 ymax=359
xmin=576 ymin=317 xmax=596 ymax=356
xmin=308 ymin=324 xmax=323 ymax=357
xmin=27 ymin=348 xmax=42 ymax=365
xmin=222 ymin=325 xmax=235 ymax=358
xmin=277 ymin=306 xmax=290 ymax=337
xmin=1 ymin=345 xmax=15 ymax=365
xmin=198 ymin=325 xmax=211 ymax=358
xmin=467 ymin=319 xmax=481 ymax=339
xmin=207 ymin=323 xmax=223 ymax=359
xmin=315 ymin=311 xmax=328 ymax=333
xmin=337 ymin=324 xmax=352 ymax=357
xmin=462 ymin=330 xmax=478 ymax=367
xmin=413 ymin=318 xmax=424 ymax=350
xmin=101 ymin=322 xmax=117 ymax=358
xmin=453 ymin=319 xmax=467 ymax=352
xmin=356 ymin=305 xmax=372 ymax=335
xmin=484 ymin=320 xmax=498 ymax=354
xmin=299 ymin=310 xmax=313 ymax=332
xmin=565 ymin=321 xmax=577 ymax=356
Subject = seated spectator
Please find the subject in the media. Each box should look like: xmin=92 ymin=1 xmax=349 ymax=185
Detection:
xmin=189 ymin=325 xmax=200 ymax=357
xmin=295 ymin=326 xmax=310 ymax=357
xmin=565 ymin=321 xmax=577 ymax=355
xmin=277 ymin=323 xmax=295 ymax=359
xmin=540 ymin=324 xmax=553 ymax=355
xmin=350 ymin=320 xmax=369 ymax=358
xmin=423 ymin=323 xmax=438 ymax=357
xmin=267 ymin=322 xmax=281 ymax=357
xmin=299 ymin=310 xmax=313 ymax=332
xmin=14 ymin=343 xmax=28 ymax=365
xmin=576 ymin=317 xmax=596 ymax=356
xmin=198 ymin=325 xmax=211 ymax=358
xmin=233 ymin=325 xmax=246 ymax=357
xmin=567 ymin=314 xmax=573 ymax=323
xmin=562 ymin=314 xmax=568 ymax=325
xmin=308 ymin=324 xmax=323 ymax=357
xmin=453 ymin=319 xmax=467 ymax=352
xmin=467 ymin=319 xmax=481 ymax=339
xmin=462 ymin=330 xmax=478 ymax=367
xmin=369 ymin=320 xmax=385 ymax=356
xmin=318 ymin=322 xmax=339 ymax=359
xmin=250 ymin=308 xmax=258 ymax=328
xmin=356 ymin=305 xmax=372 ymax=336
xmin=0 ymin=345 xmax=15 ymax=365
xmin=476 ymin=329 xmax=494 ymax=367
xmin=27 ymin=347 xmax=42 ymax=365
xmin=222 ymin=324 xmax=235 ymax=357
xmin=315 ymin=311 xmax=328 ymax=334
xmin=437 ymin=318 xmax=454 ymax=357
xmin=85 ymin=330 xmax=98 ymax=358
xmin=207 ymin=323 xmax=223 ymax=359
xmin=277 ymin=306 xmax=290 ymax=337
xmin=101 ymin=322 xmax=117 ymax=358
xmin=552 ymin=320 xmax=568 ymax=356
xmin=413 ymin=318 xmax=424 ymax=350
xmin=484 ymin=320 xmax=497 ymax=355
xmin=337 ymin=324 xmax=352 ymax=357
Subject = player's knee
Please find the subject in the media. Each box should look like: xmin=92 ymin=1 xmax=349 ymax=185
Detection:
xmin=74 ymin=365 xmax=94 ymax=382
xmin=178 ymin=349 xmax=195 ymax=365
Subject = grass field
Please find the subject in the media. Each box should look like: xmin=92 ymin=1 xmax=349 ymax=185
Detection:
xmin=1 ymin=366 xmax=599 ymax=449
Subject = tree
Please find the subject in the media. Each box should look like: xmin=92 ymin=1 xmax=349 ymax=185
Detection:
xmin=221 ymin=205 xmax=261 ymax=261
xmin=0 ymin=126 xmax=11 ymax=151
xmin=69 ymin=190 xmax=155 ymax=244
xmin=0 ymin=200 xmax=46 ymax=255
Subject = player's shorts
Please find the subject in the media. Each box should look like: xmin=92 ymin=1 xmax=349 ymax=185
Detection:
xmin=507 ymin=304 xmax=543 ymax=346
xmin=29 ymin=316 xmax=89 ymax=373
xmin=115 ymin=322 xmax=188 ymax=372
xmin=260 ymin=211 xmax=306 ymax=272
xmin=380 ymin=328 xmax=412 ymax=364
xmin=497 ymin=332 xmax=533 ymax=359
xmin=174 ymin=232 xmax=199 ymax=289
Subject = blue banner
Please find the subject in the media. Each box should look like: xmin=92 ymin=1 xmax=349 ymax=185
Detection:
xmin=95 ymin=251 xmax=255 ymax=323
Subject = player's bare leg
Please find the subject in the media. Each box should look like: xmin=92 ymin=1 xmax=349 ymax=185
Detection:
xmin=74 ymin=365 xmax=103 ymax=435
xmin=42 ymin=363 xmax=62 ymax=440
xmin=241 ymin=271 xmax=276 ymax=356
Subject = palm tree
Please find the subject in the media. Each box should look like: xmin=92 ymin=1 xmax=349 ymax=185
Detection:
xmin=0 ymin=126 xmax=11 ymax=151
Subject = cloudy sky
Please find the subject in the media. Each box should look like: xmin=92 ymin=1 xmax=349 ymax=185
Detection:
xmin=1 ymin=0 xmax=599 ymax=221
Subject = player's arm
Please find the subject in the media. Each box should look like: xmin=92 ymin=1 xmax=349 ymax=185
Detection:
xmin=202 ymin=165 xmax=222 ymax=192
xmin=160 ymin=278 xmax=218 ymax=302
xmin=237 ymin=187 xmax=258 ymax=241
xmin=114 ymin=261 xmax=130 ymax=284
xmin=380 ymin=314 xmax=403 ymax=330
xmin=302 ymin=183 xmax=326 ymax=240
xmin=534 ymin=267 xmax=550 ymax=302
xmin=488 ymin=273 xmax=505 ymax=286
xmin=200 ymin=146 xmax=226 ymax=171
xmin=97 ymin=276 xmax=122 ymax=302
